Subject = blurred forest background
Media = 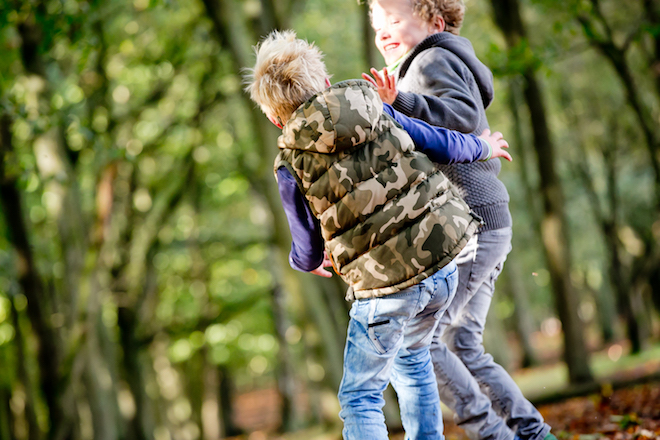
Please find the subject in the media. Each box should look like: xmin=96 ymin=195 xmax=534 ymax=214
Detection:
xmin=0 ymin=0 xmax=659 ymax=439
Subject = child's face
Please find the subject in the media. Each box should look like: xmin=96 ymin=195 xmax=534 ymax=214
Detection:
xmin=371 ymin=0 xmax=441 ymax=66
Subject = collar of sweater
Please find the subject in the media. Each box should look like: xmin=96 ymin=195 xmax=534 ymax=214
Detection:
xmin=395 ymin=32 xmax=456 ymax=78
xmin=394 ymin=32 xmax=494 ymax=108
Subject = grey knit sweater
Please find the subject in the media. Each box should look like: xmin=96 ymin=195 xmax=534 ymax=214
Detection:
xmin=391 ymin=32 xmax=511 ymax=231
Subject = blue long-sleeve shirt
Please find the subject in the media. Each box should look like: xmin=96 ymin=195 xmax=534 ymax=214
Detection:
xmin=277 ymin=103 xmax=489 ymax=272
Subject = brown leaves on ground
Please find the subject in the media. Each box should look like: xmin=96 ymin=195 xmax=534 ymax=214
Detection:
xmin=537 ymin=382 xmax=660 ymax=440
xmin=231 ymin=381 xmax=660 ymax=440
xmin=442 ymin=381 xmax=660 ymax=440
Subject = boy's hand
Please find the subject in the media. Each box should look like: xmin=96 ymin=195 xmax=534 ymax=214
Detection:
xmin=362 ymin=68 xmax=398 ymax=105
xmin=310 ymin=251 xmax=334 ymax=278
xmin=479 ymin=129 xmax=512 ymax=162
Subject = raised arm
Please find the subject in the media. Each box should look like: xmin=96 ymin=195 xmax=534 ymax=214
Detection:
xmin=367 ymin=49 xmax=487 ymax=133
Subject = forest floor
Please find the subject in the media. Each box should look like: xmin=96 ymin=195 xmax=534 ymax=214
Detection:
xmin=441 ymin=381 xmax=660 ymax=440
xmin=230 ymin=342 xmax=660 ymax=440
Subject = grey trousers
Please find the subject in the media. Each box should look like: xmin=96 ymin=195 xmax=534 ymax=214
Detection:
xmin=431 ymin=227 xmax=551 ymax=440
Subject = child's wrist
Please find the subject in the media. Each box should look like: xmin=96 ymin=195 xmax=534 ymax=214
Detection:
xmin=479 ymin=138 xmax=493 ymax=161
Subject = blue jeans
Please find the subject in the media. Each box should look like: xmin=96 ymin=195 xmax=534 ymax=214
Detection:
xmin=338 ymin=262 xmax=458 ymax=440
xmin=431 ymin=227 xmax=551 ymax=440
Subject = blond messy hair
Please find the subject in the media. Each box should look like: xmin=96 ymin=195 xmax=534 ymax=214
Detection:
xmin=244 ymin=30 xmax=329 ymax=125
xmin=369 ymin=0 xmax=465 ymax=35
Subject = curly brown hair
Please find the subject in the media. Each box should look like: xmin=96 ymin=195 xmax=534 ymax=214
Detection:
xmin=368 ymin=0 xmax=465 ymax=35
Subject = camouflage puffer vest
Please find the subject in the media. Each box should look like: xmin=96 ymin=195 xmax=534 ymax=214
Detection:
xmin=275 ymin=80 xmax=480 ymax=299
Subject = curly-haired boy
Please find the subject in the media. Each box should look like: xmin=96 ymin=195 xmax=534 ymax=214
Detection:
xmin=363 ymin=1 xmax=555 ymax=440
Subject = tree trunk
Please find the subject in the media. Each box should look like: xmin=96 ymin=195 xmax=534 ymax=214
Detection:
xmin=570 ymin=111 xmax=646 ymax=351
xmin=524 ymin=73 xmax=593 ymax=383
xmin=0 ymin=369 xmax=16 ymax=440
xmin=185 ymin=352 xmax=206 ymax=439
xmin=201 ymin=360 xmax=220 ymax=440
xmin=116 ymin=249 xmax=159 ymax=440
xmin=501 ymin=259 xmax=538 ymax=368
xmin=117 ymin=306 xmax=153 ymax=440
xmin=218 ymin=366 xmax=242 ymax=437
xmin=270 ymin=285 xmax=297 ymax=432
xmin=202 ymin=0 xmax=350 ymax=421
xmin=558 ymin=92 xmax=620 ymax=346
xmin=505 ymin=80 xmax=540 ymax=368
xmin=297 ymin=275 xmax=346 ymax=389
xmin=587 ymin=271 xmax=616 ymax=346
xmin=651 ymin=266 xmax=660 ymax=314
xmin=0 ymin=113 xmax=72 ymax=439
xmin=603 ymin=222 xmax=644 ymax=350
xmin=82 ymin=274 xmax=121 ymax=440
xmin=507 ymin=79 xmax=542 ymax=230
xmin=490 ymin=0 xmax=593 ymax=384
xmin=10 ymin=293 xmax=41 ymax=440
xmin=644 ymin=0 xmax=660 ymax=97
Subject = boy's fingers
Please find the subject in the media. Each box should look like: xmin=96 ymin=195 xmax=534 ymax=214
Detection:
xmin=492 ymin=131 xmax=503 ymax=140
xmin=370 ymin=68 xmax=386 ymax=87
xmin=309 ymin=251 xmax=333 ymax=278
xmin=311 ymin=267 xmax=333 ymax=278
xmin=387 ymin=74 xmax=395 ymax=90
xmin=481 ymin=128 xmax=491 ymax=137
xmin=381 ymin=68 xmax=393 ymax=89
xmin=361 ymin=73 xmax=377 ymax=86
xmin=322 ymin=251 xmax=333 ymax=268
xmin=495 ymin=141 xmax=512 ymax=161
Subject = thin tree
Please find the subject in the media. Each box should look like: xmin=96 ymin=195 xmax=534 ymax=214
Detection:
xmin=489 ymin=0 xmax=594 ymax=383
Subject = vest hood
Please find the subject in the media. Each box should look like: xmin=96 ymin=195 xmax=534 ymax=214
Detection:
xmin=278 ymin=80 xmax=383 ymax=154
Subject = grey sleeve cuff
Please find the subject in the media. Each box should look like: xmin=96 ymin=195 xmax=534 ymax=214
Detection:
xmin=392 ymin=91 xmax=417 ymax=116
xmin=479 ymin=137 xmax=492 ymax=161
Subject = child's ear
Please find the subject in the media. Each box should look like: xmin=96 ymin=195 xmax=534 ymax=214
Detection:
xmin=431 ymin=15 xmax=445 ymax=33
xmin=268 ymin=115 xmax=283 ymax=129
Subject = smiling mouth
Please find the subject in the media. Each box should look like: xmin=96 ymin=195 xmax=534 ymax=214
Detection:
xmin=384 ymin=43 xmax=399 ymax=51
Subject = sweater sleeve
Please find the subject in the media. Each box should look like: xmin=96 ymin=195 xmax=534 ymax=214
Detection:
xmin=383 ymin=104 xmax=488 ymax=163
xmin=276 ymin=167 xmax=324 ymax=272
xmin=393 ymin=49 xmax=482 ymax=134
